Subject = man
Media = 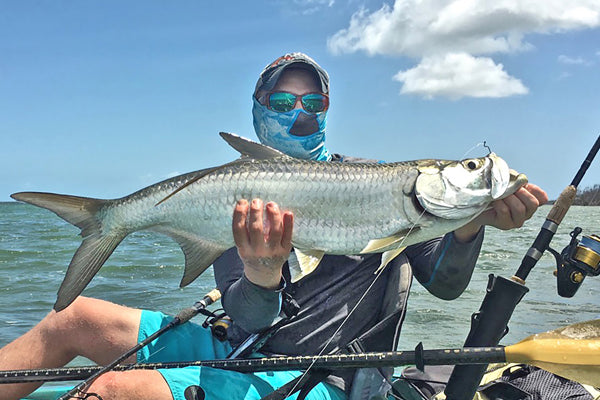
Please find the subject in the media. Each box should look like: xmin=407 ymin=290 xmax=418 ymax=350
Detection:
xmin=0 ymin=53 xmax=547 ymax=400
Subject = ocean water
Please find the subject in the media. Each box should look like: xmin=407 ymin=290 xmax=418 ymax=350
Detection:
xmin=1 ymin=202 xmax=599 ymax=354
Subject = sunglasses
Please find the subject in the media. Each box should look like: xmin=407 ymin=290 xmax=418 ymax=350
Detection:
xmin=265 ymin=92 xmax=329 ymax=113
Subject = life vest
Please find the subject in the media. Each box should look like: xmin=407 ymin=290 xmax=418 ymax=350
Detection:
xmin=259 ymin=254 xmax=414 ymax=400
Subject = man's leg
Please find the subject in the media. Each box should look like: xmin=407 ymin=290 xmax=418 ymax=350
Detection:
xmin=80 ymin=369 xmax=172 ymax=400
xmin=0 ymin=296 xmax=147 ymax=400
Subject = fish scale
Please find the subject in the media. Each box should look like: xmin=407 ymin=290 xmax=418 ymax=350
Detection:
xmin=158 ymin=159 xmax=412 ymax=252
xmin=10 ymin=133 xmax=527 ymax=310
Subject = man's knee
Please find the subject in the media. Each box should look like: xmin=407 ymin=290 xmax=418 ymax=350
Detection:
xmin=40 ymin=297 xmax=140 ymax=360
xmin=84 ymin=371 xmax=126 ymax=399
xmin=41 ymin=297 xmax=101 ymax=335
xmin=84 ymin=370 xmax=173 ymax=400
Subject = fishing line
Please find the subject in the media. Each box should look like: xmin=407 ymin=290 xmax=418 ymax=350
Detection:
xmin=143 ymin=345 xmax=168 ymax=362
xmin=461 ymin=142 xmax=490 ymax=159
xmin=281 ymin=263 xmax=389 ymax=397
xmin=587 ymin=188 xmax=599 ymax=205
xmin=281 ymin=210 xmax=428 ymax=398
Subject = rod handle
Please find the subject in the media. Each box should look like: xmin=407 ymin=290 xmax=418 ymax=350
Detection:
xmin=547 ymin=185 xmax=577 ymax=225
xmin=205 ymin=288 xmax=222 ymax=303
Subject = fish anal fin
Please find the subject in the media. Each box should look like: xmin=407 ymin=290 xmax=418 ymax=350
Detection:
xmin=376 ymin=247 xmax=406 ymax=275
xmin=163 ymin=231 xmax=227 ymax=287
xmin=288 ymin=248 xmax=325 ymax=283
xmin=219 ymin=132 xmax=287 ymax=160
xmin=55 ymin=233 xmax=125 ymax=311
xmin=360 ymin=229 xmax=415 ymax=254
xmin=179 ymin=245 xmax=225 ymax=288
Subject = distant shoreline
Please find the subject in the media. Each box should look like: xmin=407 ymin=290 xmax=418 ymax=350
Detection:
xmin=546 ymin=201 xmax=598 ymax=206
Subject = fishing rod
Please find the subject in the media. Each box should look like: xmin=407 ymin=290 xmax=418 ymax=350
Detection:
xmin=444 ymin=134 xmax=600 ymax=400
xmin=56 ymin=289 xmax=221 ymax=400
xmin=2 ymin=319 xmax=599 ymax=387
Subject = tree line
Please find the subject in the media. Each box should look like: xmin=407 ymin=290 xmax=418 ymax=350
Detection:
xmin=574 ymin=184 xmax=600 ymax=206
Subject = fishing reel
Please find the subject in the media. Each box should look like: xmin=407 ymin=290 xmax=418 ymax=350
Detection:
xmin=548 ymin=227 xmax=600 ymax=298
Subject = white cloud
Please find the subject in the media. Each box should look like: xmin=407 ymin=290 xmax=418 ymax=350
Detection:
xmin=394 ymin=53 xmax=528 ymax=99
xmin=558 ymin=55 xmax=593 ymax=65
xmin=328 ymin=0 xmax=600 ymax=98
xmin=329 ymin=0 xmax=600 ymax=57
xmin=558 ymin=71 xmax=573 ymax=80
xmin=294 ymin=0 xmax=335 ymax=15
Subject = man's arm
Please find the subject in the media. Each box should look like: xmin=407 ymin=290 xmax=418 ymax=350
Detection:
xmin=407 ymin=229 xmax=484 ymax=300
xmin=213 ymin=199 xmax=294 ymax=333
xmin=410 ymin=183 xmax=548 ymax=299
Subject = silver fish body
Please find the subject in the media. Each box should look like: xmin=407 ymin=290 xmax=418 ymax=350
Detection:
xmin=11 ymin=133 xmax=527 ymax=311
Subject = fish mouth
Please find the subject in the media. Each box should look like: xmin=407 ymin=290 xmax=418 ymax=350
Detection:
xmin=496 ymin=169 xmax=528 ymax=200
xmin=488 ymin=153 xmax=528 ymax=199
xmin=488 ymin=153 xmax=510 ymax=199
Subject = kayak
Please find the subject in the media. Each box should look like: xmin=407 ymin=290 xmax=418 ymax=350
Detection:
xmin=22 ymin=385 xmax=77 ymax=400
xmin=15 ymin=319 xmax=600 ymax=399
xmin=22 ymin=381 xmax=417 ymax=400
xmin=18 ymin=365 xmax=600 ymax=400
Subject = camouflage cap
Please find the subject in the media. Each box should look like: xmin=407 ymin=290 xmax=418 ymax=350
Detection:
xmin=254 ymin=52 xmax=329 ymax=96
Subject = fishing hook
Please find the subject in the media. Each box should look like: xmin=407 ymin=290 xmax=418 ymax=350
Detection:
xmin=483 ymin=141 xmax=492 ymax=155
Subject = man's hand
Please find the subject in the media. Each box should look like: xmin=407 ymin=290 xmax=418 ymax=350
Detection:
xmin=232 ymin=199 xmax=294 ymax=289
xmin=454 ymin=183 xmax=549 ymax=243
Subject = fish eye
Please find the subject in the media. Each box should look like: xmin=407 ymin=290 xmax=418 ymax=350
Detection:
xmin=463 ymin=159 xmax=481 ymax=170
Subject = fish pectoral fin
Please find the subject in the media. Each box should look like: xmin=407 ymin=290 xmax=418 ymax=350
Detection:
xmin=360 ymin=229 xmax=414 ymax=254
xmin=157 ymin=132 xmax=290 ymax=207
xmin=169 ymin=235 xmax=227 ymax=287
xmin=376 ymin=247 xmax=406 ymax=275
xmin=55 ymin=233 xmax=125 ymax=311
xmin=155 ymin=165 xmax=229 ymax=206
xmin=288 ymin=248 xmax=325 ymax=283
xmin=219 ymin=132 xmax=289 ymax=160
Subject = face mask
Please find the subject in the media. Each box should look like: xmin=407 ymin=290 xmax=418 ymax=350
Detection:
xmin=252 ymin=97 xmax=330 ymax=161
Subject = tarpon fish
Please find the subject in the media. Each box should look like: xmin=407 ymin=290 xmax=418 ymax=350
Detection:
xmin=12 ymin=133 xmax=527 ymax=311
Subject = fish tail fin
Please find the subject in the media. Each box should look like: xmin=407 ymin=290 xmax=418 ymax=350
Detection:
xmin=11 ymin=192 xmax=125 ymax=311
xmin=55 ymin=234 xmax=124 ymax=311
xmin=11 ymin=192 xmax=108 ymax=235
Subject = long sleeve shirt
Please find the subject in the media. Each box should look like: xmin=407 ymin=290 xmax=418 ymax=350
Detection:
xmin=212 ymin=154 xmax=485 ymax=392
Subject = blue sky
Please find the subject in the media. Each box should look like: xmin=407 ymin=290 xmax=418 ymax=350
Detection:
xmin=1 ymin=0 xmax=599 ymax=202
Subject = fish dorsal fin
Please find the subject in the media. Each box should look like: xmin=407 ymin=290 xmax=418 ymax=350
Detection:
xmin=219 ymin=132 xmax=288 ymax=160
xmin=360 ymin=228 xmax=415 ymax=254
xmin=288 ymin=248 xmax=325 ymax=282
xmin=376 ymin=247 xmax=406 ymax=275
